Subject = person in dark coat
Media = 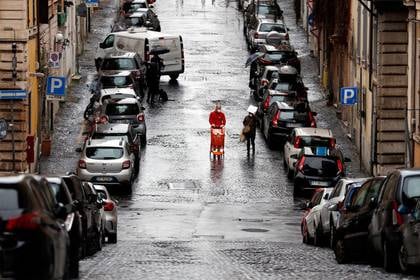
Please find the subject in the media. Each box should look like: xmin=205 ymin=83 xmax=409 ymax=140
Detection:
xmin=146 ymin=54 xmax=163 ymax=104
xmin=243 ymin=111 xmax=258 ymax=153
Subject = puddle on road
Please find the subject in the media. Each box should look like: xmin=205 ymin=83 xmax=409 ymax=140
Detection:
xmin=192 ymin=234 xmax=225 ymax=239
xmin=241 ymin=228 xmax=269 ymax=233
xmin=159 ymin=180 xmax=201 ymax=191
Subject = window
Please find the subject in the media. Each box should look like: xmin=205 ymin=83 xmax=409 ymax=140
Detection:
xmin=86 ymin=147 xmax=124 ymax=160
xmin=103 ymin=35 xmax=115 ymax=49
xmin=101 ymin=76 xmax=132 ymax=88
xmin=259 ymin=23 xmax=286 ymax=33
xmin=0 ymin=189 xmax=21 ymax=209
xmin=330 ymin=182 xmax=343 ymax=199
xmin=106 ymin=104 xmax=140 ymax=115
xmin=379 ymin=174 xmax=399 ymax=203
xmin=101 ymin=58 xmax=137 ymax=71
xmin=273 ymin=82 xmax=291 ymax=92
xmin=302 ymin=157 xmax=339 ymax=177
xmin=352 ymin=184 xmax=370 ymax=208
xmin=403 ymin=176 xmax=420 ymax=199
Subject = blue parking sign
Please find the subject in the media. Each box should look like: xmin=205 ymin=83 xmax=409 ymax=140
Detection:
xmin=46 ymin=76 xmax=66 ymax=96
xmin=340 ymin=87 xmax=358 ymax=105
xmin=85 ymin=0 xmax=99 ymax=7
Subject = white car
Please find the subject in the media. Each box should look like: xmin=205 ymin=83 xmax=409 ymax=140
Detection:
xmin=318 ymin=178 xmax=368 ymax=247
xmin=248 ymin=19 xmax=288 ymax=51
xmin=301 ymin=188 xmax=332 ymax=246
xmin=94 ymin=184 xmax=118 ymax=243
xmin=99 ymin=88 xmax=139 ymax=106
xmin=283 ymin=127 xmax=334 ymax=179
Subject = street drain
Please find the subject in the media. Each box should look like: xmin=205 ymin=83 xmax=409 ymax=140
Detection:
xmin=241 ymin=228 xmax=269 ymax=233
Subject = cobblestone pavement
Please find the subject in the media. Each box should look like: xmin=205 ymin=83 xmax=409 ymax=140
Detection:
xmin=40 ymin=0 xmax=412 ymax=278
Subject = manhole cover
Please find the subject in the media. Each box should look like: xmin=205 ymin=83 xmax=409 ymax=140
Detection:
xmin=241 ymin=228 xmax=269 ymax=233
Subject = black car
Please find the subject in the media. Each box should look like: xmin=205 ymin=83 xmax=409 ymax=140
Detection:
xmin=97 ymin=70 xmax=139 ymax=96
xmin=293 ymin=147 xmax=348 ymax=195
xmin=0 ymin=175 xmax=70 ymax=279
xmin=261 ymin=101 xmax=316 ymax=148
xmin=333 ymin=177 xmax=385 ymax=264
xmin=126 ymin=10 xmax=161 ymax=31
xmin=257 ymin=89 xmax=298 ymax=124
xmin=62 ymin=174 xmax=103 ymax=257
xmin=368 ymin=169 xmax=420 ymax=272
xmin=257 ymin=44 xmax=300 ymax=73
xmin=46 ymin=177 xmax=83 ymax=279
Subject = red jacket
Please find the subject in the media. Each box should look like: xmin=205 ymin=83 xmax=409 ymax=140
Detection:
xmin=209 ymin=111 xmax=226 ymax=127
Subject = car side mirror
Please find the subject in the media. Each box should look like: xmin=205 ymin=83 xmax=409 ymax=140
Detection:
xmin=75 ymin=147 xmax=82 ymax=153
xmin=54 ymin=203 xmax=69 ymax=220
xmin=344 ymin=157 xmax=351 ymax=163
xmin=328 ymin=204 xmax=338 ymax=211
xmin=99 ymin=42 xmax=105 ymax=49
xmin=324 ymin=193 xmax=329 ymax=200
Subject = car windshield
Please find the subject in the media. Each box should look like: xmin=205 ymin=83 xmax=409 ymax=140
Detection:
xmin=266 ymin=52 xmax=295 ymax=62
xmin=106 ymin=104 xmax=140 ymax=115
xmin=92 ymin=133 xmax=129 ymax=142
xmin=302 ymin=157 xmax=339 ymax=177
xmin=271 ymin=95 xmax=296 ymax=104
xmin=129 ymin=3 xmax=147 ymax=11
xmin=259 ymin=23 xmax=286 ymax=33
xmin=279 ymin=110 xmax=307 ymax=122
xmin=257 ymin=5 xmax=278 ymax=15
xmin=272 ymin=82 xmax=290 ymax=91
xmin=298 ymin=136 xmax=331 ymax=148
xmin=86 ymin=147 xmax=124 ymax=160
xmin=403 ymin=176 xmax=420 ymax=199
xmin=101 ymin=76 xmax=132 ymax=88
xmin=0 ymin=188 xmax=21 ymax=209
xmin=101 ymin=58 xmax=137 ymax=71
xmin=128 ymin=16 xmax=145 ymax=26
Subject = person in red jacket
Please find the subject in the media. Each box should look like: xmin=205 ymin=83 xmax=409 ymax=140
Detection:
xmin=209 ymin=103 xmax=226 ymax=128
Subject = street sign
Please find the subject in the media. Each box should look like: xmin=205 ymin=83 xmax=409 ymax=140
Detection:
xmin=0 ymin=89 xmax=27 ymax=100
xmin=46 ymin=76 xmax=66 ymax=101
xmin=85 ymin=0 xmax=99 ymax=7
xmin=49 ymin=52 xmax=60 ymax=69
xmin=340 ymin=87 xmax=358 ymax=105
xmin=0 ymin=119 xmax=7 ymax=140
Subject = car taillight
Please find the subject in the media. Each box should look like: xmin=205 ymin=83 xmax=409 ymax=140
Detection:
xmin=263 ymin=96 xmax=271 ymax=110
xmin=122 ymin=160 xmax=131 ymax=169
xmin=100 ymin=115 xmax=109 ymax=124
xmin=309 ymin=112 xmax=316 ymax=128
xmin=271 ymin=110 xmax=280 ymax=127
xmin=6 ymin=212 xmax=40 ymax=231
xmin=294 ymin=136 xmax=302 ymax=148
xmin=337 ymin=159 xmax=343 ymax=174
xmin=297 ymin=156 xmax=305 ymax=172
xmin=79 ymin=160 xmax=87 ymax=169
xmin=104 ymin=201 xmax=115 ymax=211
xmin=329 ymin=138 xmax=336 ymax=148
xmin=137 ymin=113 xmax=145 ymax=122
xmin=392 ymin=200 xmax=404 ymax=226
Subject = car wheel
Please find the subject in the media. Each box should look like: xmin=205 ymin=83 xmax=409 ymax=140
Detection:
xmin=383 ymin=240 xmax=398 ymax=272
xmin=140 ymin=135 xmax=147 ymax=147
xmin=170 ymin=74 xmax=179 ymax=80
xmin=108 ymin=232 xmax=118 ymax=244
xmin=399 ymin=244 xmax=411 ymax=274
xmin=334 ymin=238 xmax=348 ymax=264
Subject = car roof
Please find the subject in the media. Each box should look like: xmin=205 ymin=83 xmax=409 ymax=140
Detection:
xmin=86 ymin=139 xmax=126 ymax=147
xmin=396 ymin=169 xmax=420 ymax=177
xmin=130 ymin=12 xmax=147 ymax=17
xmin=45 ymin=177 xmax=63 ymax=185
xmin=94 ymin=123 xmax=131 ymax=134
xmin=0 ymin=175 xmax=34 ymax=185
xmin=267 ymin=89 xmax=292 ymax=96
xmin=100 ymin=70 xmax=133 ymax=77
xmin=100 ymin=88 xmax=137 ymax=96
xmin=104 ymin=52 xmax=137 ymax=59
xmin=93 ymin=184 xmax=108 ymax=192
xmin=259 ymin=18 xmax=282 ymax=24
xmin=264 ymin=65 xmax=279 ymax=71
xmin=339 ymin=177 xmax=370 ymax=186
xmin=293 ymin=128 xmax=333 ymax=138
xmin=274 ymin=101 xmax=294 ymax=110
xmin=132 ymin=0 xmax=147 ymax=3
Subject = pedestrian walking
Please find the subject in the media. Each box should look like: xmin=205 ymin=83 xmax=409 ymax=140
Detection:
xmin=146 ymin=53 xmax=163 ymax=104
xmin=209 ymin=102 xmax=226 ymax=128
xmin=242 ymin=105 xmax=258 ymax=154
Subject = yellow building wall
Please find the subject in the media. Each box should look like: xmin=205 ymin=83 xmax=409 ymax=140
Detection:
xmin=27 ymin=37 xmax=39 ymax=136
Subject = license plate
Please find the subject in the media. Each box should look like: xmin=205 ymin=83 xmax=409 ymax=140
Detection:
xmin=96 ymin=177 xmax=113 ymax=182
xmin=310 ymin=181 xmax=330 ymax=187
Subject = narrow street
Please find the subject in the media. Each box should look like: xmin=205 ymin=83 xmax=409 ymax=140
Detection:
xmin=39 ymin=0 xmax=408 ymax=279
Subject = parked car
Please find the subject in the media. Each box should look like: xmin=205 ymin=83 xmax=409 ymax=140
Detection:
xmin=77 ymin=139 xmax=136 ymax=193
xmin=62 ymin=174 xmax=104 ymax=256
xmin=0 ymin=175 xmax=70 ymax=280
xmin=301 ymin=188 xmax=331 ymax=245
xmin=333 ymin=176 xmax=386 ymax=264
xmin=46 ymin=176 xmax=83 ymax=279
xmin=248 ymin=19 xmax=289 ymax=51
xmin=254 ymin=65 xmax=279 ymax=100
xmin=261 ymin=101 xmax=316 ymax=148
xmin=319 ymin=178 xmax=368 ymax=248
xmin=293 ymin=147 xmax=349 ymax=195
xmin=124 ymin=0 xmax=150 ymax=15
xmin=100 ymin=97 xmax=147 ymax=145
xmin=369 ymin=169 xmax=420 ymax=272
xmin=126 ymin=9 xmax=161 ymax=31
xmin=90 ymin=123 xmax=141 ymax=167
xmin=256 ymin=90 xmax=298 ymax=125
xmin=97 ymin=70 xmax=140 ymax=96
xmin=258 ymin=44 xmax=300 ymax=73
xmin=94 ymin=185 xmax=118 ymax=243
xmin=96 ymin=52 xmax=147 ymax=97
xmin=283 ymin=128 xmax=334 ymax=178
xmin=244 ymin=2 xmax=283 ymax=35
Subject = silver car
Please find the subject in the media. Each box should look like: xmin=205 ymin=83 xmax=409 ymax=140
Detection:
xmin=94 ymin=184 xmax=118 ymax=243
xmin=101 ymin=97 xmax=146 ymax=146
xmin=77 ymin=138 xmax=136 ymax=193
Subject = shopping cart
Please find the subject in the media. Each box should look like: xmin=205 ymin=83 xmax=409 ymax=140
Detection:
xmin=210 ymin=127 xmax=225 ymax=159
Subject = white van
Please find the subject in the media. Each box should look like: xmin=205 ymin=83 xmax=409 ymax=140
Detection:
xmin=97 ymin=28 xmax=185 ymax=80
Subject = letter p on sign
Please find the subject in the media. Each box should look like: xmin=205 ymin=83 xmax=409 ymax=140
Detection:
xmin=46 ymin=76 xmax=66 ymax=96
xmin=340 ymin=87 xmax=358 ymax=106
